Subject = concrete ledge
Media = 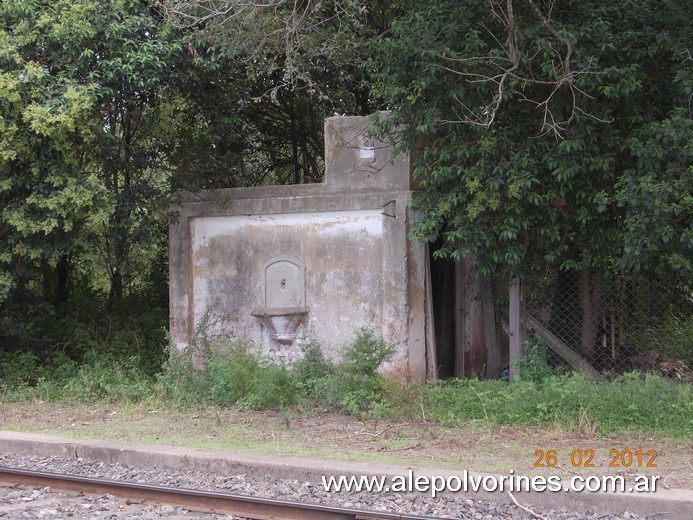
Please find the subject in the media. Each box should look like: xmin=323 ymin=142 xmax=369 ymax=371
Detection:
xmin=1 ymin=431 xmax=691 ymax=519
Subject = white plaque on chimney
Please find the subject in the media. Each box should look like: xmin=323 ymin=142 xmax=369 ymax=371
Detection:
xmin=359 ymin=146 xmax=375 ymax=160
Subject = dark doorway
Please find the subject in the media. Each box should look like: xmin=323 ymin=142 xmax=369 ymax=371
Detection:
xmin=429 ymin=240 xmax=456 ymax=378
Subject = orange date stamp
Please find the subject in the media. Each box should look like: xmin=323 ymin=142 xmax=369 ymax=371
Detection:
xmin=533 ymin=449 xmax=658 ymax=468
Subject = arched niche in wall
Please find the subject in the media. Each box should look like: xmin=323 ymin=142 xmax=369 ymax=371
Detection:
xmin=262 ymin=255 xmax=306 ymax=309
xmin=252 ymin=255 xmax=308 ymax=345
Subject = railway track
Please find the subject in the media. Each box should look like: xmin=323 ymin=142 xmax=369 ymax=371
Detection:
xmin=0 ymin=466 xmax=434 ymax=520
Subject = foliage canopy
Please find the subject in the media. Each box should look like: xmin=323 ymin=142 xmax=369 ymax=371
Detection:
xmin=372 ymin=0 xmax=692 ymax=279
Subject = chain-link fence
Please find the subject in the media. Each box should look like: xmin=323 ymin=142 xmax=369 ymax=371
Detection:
xmin=525 ymin=270 xmax=692 ymax=377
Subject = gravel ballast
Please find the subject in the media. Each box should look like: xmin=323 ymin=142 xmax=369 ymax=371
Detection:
xmin=0 ymin=483 xmax=228 ymax=519
xmin=0 ymin=453 xmax=644 ymax=520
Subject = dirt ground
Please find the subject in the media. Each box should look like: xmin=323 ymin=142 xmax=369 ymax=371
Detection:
xmin=1 ymin=399 xmax=690 ymax=490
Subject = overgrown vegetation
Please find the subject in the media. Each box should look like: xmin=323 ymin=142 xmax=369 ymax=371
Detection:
xmin=516 ymin=337 xmax=558 ymax=384
xmin=625 ymin=313 xmax=693 ymax=366
xmin=426 ymin=373 xmax=691 ymax=437
xmin=157 ymin=328 xmax=397 ymax=417
xmin=2 ymin=329 xmax=691 ymax=438
xmin=0 ymin=0 xmax=382 ymax=373
xmin=2 ymin=1 xmax=689 ymax=370
xmin=373 ymin=1 xmax=692 ymax=280
xmin=0 ymin=0 xmax=690 ymax=442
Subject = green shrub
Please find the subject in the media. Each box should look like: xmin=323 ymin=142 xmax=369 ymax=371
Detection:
xmin=0 ymin=351 xmax=41 ymax=386
xmin=241 ymin=363 xmax=298 ymax=410
xmin=378 ymin=378 xmax=427 ymax=420
xmin=313 ymin=328 xmax=396 ymax=416
xmin=293 ymin=336 xmax=332 ymax=396
xmin=340 ymin=328 xmax=396 ymax=378
xmin=158 ymin=337 xmax=264 ymax=406
xmin=156 ymin=344 xmax=203 ymax=406
xmin=4 ymin=295 xmax=169 ymax=376
xmin=518 ymin=336 xmax=556 ymax=383
xmin=58 ymin=352 xmax=153 ymax=402
xmin=158 ymin=336 xmax=303 ymax=409
xmin=205 ymin=339 xmax=261 ymax=405
xmin=421 ymin=371 xmax=692 ymax=437
xmin=6 ymin=318 xmax=688 ymax=438
xmin=311 ymin=372 xmax=350 ymax=410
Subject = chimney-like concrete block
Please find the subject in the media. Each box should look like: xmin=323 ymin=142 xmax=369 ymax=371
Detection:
xmin=324 ymin=114 xmax=413 ymax=193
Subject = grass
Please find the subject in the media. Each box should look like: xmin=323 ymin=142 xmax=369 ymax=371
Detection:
xmin=1 ymin=329 xmax=692 ymax=440
xmin=2 ymin=399 xmax=691 ymax=488
xmin=1 ymin=327 xmax=691 ymax=491
xmin=423 ymin=372 xmax=692 ymax=437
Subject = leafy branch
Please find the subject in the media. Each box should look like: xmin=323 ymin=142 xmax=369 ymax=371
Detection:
xmin=434 ymin=0 xmax=604 ymax=138
xmin=163 ymin=0 xmax=363 ymax=95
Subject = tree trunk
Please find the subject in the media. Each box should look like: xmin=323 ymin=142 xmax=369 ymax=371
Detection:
xmin=109 ymin=267 xmax=123 ymax=300
xmin=483 ymin=280 xmax=500 ymax=379
xmin=55 ymin=254 xmax=70 ymax=304
xmin=41 ymin=254 xmax=70 ymax=305
xmin=580 ymin=268 xmax=601 ymax=356
xmin=42 ymin=258 xmax=52 ymax=302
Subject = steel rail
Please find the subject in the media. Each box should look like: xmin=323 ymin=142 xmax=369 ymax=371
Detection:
xmin=0 ymin=466 xmax=435 ymax=520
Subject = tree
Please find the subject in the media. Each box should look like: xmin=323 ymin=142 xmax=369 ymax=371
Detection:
xmin=1 ymin=0 xmax=248 ymax=361
xmin=372 ymin=0 xmax=692 ymax=281
xmin=77 ymin=0 xmax=189 ymax=299
xmin=2 ymin=0 xmax=375 ymax=361
xmin=164 ymin=0 xmax=373 ymax=93
xmin=0 ymin=0 xmax=110 ymax=307
xmin=164 ymin=0 xmax=404 ymax=184
xmin=616 ymin=109 xmax=692 ymax=276
xmin=1 ymin=0 xmax=249 ymax=308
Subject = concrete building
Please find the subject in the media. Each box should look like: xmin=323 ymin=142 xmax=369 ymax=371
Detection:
xmin=169 ymin=114 xmax=434 ymax=382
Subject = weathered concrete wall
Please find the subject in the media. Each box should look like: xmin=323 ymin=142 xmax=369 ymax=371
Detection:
xmin=170 ymin=114 xmax=428 ymax=381
xmin=190 ymin=210 xmax=387 ymax=363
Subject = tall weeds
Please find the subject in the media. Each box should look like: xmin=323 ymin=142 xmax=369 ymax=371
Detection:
xmin=1 ymin=327 xmax=690 ymax=437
